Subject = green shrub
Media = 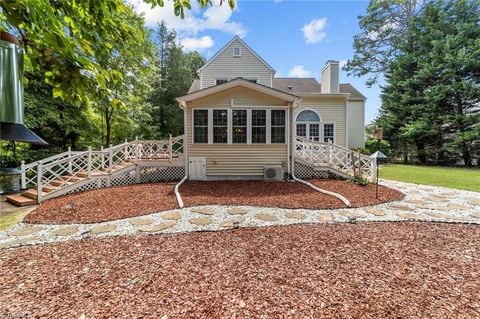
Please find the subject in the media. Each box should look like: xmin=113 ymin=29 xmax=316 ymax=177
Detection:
xmin=347 ymin=175 xmax=369 ymax=186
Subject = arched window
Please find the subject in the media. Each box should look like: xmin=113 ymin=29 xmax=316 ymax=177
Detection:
xmin=296 ymin=110 xmax=320 ymax=122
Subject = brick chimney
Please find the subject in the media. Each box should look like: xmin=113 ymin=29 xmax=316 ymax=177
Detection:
xmin=321 ymin=60 xmax=339 ymax=94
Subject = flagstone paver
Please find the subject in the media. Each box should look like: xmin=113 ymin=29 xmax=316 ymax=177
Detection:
xmin=417 ymin=204 xmax=449 ymax=211
xmin=424 ymin=212 xmax=471 ymax=222
xmin=129 ymin=218 xmax=154 ymax=226
xmin=9 ymin=226 xmax=43 ymax=237
xmin=0 ymin=238 xmax=36 ymax=249
xmin=465 ymin=197 xmax=480 ymax=206
xmin=471 ymin=212 xmax=480 ymax=219
xmin=227 ymin=207 xmax=248 ymax=215
xmin=53 ymin=226 xmax=79 ymax=236
xmin=364 ymin=207 xmax=386 ymax=216
xmin=447 ymin=204 xmax=469 ymax=210
xmin=162 ymin=211 xmax=182 ymax=220
xmin=285 ymin=211 xmax=306 ymax=220
xmin=317 ymin=213 xmax=334 ymax=222
xmin=406 ymin=199 xmax=429 ymax=205
xmin=189 ymin=217 xmax=212 ymax=226
xmin=91 ymin=224 xmax=117 ymax=235
xmin=191 ymin=208 xmax=214 ymax=215
xmin=139 ymin=221 xmax=177 ymax=233
xmin=388 ymin=205 xmax=414 ymax=211
xmin=255 ymin=213 xmax=278 ymax=222
xmin=338 ymin=210 xmax=366 ymax=218
xmin=395 ymin=212 xmax=425 ymax=221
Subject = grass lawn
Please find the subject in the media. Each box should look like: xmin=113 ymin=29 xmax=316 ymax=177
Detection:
xmin=379 ymin=164 xmax=480 ymax=192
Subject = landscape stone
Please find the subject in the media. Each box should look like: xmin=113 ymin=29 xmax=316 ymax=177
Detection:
xmin=417 ymin=204 xmax=449 ymax=211
xmin=129 ymin=218 xmax=154 ymax=226
xmin=254 ymin=213 xmax=278 ymax=222
xmin=162 ymin=211 xmax=182 ymax=220
xmin=90 ymin=224 xmax=117 ymax=235
xmin=189 ymin=217 xmax=212 ymax=226
xmin=406 ymin=199 xmax=428 ymax=205
xmin=395 ymin=212 xmax=425 ymax=221
xmin=470 ymin=212 xmax=480 ymax=219
xmin=221 ymin=216 xmax=245 ymax=228
xmin=447 ymin=204 xmax=469 ymax=210
xmin=464 ymin=197 xmax=480 ymax=206
xmin=227 ymin=207 xmax=248 ymax=215
xmin=388 ymin=205 xmax=414 ymax=211
xmin=0 ymin=238 xmax=34 ymax=249
xmin=139 ymin=221 xmax=177 ymax=233
xmin=221 ymin=222 xmax=235 ymax=228
xmin=53 ymin=226 xmax=79 ymax=236
xmin=364 ymin=207 xmax=386 ymax=216
xmin=285 ymin=211 xmax=306 ymax=220
xmin=9 ymin=226 xmax=43 ymax=237
xmin=424 ymin=211 xmax=468 ymax=222
xmin=424 ymin=197 xmax=445 ymax=203
xmin=317 ymin=213 xmax=334 ymax=222
xmin=191 ymin=208 xmax=214 ymax=215
xmin=338 ymin=210 xmax=366 ymax=218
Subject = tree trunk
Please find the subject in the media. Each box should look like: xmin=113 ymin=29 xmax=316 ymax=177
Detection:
xmin=416 ymin=142 xmax=427 ymax=164
xmin=463 ymin=149 xmax=472 ymax=167
xmin=105 ymin=112 xmax=112 ymax=148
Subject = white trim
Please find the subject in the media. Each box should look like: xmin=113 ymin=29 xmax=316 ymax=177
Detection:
xmin=233 ymin=46 xmax=241 ymax=57
xmin=345 ymin=101 xmax=349 ymax=148
xmin=227 ymin=108 xmax=233 ymax=144
xmin=197 ymin=36 xmax=276 ymax=73
xmin=191 ymin=108 xmax=210 ymax=145
xmin=294 ymin=108 xmax=322 ymax=122
xmin=246 ymin=109 xmax=252 ymax=144
xmin=266 ymin=109 xmax=271 ymax=144
xmin=208 ymin=109 xmax=213 ymax=144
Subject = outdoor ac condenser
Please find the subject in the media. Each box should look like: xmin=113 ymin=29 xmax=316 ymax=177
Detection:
xmin=263 ymin=166 xmax=283 ymax=181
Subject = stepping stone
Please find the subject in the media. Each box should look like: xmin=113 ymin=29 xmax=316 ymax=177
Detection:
xmin=317 ymin=212 xmax=334 ymax=222
xmin=129 ymin=218 xmax=154 ymax=226
xmin=424 ymin=211 xmax=469 ymax=222
xmin=364 ymin=207 xmax=386 ymax=216
xmin=285 ymin=211 xmax=306 ymax=220
xmin=90 ymin=224 xmax=116 ymax=235
xmin=406 ymin=199 xmax=428 ymax=205
xmin=139 ymin=221 xmax=177 ymax=233
xmin=417 ymin=204 xmax=449 ymax=211
xmin=9 ymin=226 xmax=43 ymax=237
xmin=395 ymin=212 xmax=425 ymax=221
xmin=53 ymin=226 xmax=79 ymax=236
xmin=425 ymin=197 xmax=445 ymax=203
xmin=191 ymin=208 xmax=214 ymax=215
xmin=408 ymin=190 xmax=421 ymax=194
xmin=447 ymin=204 xmax=469 ymax=210
xmin=162 ymin=211 xmax=182 ymax=220
xmin=388 ymin=205 xmax=413 ymax=211
xmin=338 ymin=210 xmax=366 ymax=218
xmin=221 ymin=216 xmax=245 ymax=228
xmin=471 ymin=212 xmax=480 ymax=219
xmin=189 ymin=217 xmax=212 ymax=226
xmin=464 ymin=197 xmax=480 ymax=206
xmin=0 ymin=238 xmax=34 ymax=249
xmin=255 ymin=213 xmax=278 ymax=222
xmin=227 ymin=207 xmax=248 ymax=215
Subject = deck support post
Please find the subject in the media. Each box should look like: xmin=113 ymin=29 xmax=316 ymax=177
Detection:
xmin=37 ymin=161 xmax=43 ymax=202
xmin=100 ymin=146 xmax=104 ymax=169
xmin=135 ymin=137 xmax=139 ymax=164
xmin=87 ymin=146 xmax=92 ymax=178
xmin=67 ymin=147 xmax=72 ymax=174
xmin=109 ymin=146 xmax=113 ymax=174
xmin=168 ymin=134 xmax=173 ymax=159
xmin=20 ymin=161 xmax=26 ymax=189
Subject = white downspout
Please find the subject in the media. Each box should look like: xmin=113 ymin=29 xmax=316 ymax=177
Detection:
xmin=174 ymin=104 xmax=189 ymax=209
xmin=286 ymin=106 xmax=290 ymax=176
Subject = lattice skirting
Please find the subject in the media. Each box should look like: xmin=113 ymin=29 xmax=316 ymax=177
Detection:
xmin=66 ymin=165 xmax=185 ymax=195
xmin=294 ymin=161 xmax=345 ymax=180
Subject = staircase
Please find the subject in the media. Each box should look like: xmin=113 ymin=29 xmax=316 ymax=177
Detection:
xmin=7 ymin=136 xmax=184 ymax=206
xmin=294 ymin=136 xmax=376 ymax=182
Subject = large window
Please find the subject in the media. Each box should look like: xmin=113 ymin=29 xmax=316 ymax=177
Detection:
xmin=232 ymin=110 xmax=247 ymax=143
xmin=213 ymin=110 xmax=228 ymax=143
xmin=271 ymin=110 xmax=286 ymax=143
xmin=251 ymin=110 xmax=266 ymax=143
xmin=193 ymin=110 xmax=208 ymax=143
xmin=323 ymin=123 xmax=335 ymax=143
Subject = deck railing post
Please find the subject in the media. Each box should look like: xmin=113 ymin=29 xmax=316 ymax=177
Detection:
xmin=109 ymin=146 xmax=113 ymax=174
xmin=37 ymin=161 xmax=43 ymax=202
xmin=168 ymin=134 xmax=173 ymax=159
xmin=67 ymin=147 xmax=72 ymax=174
xmin=100 ymin=146 xmax=104 ymax=169
xmin=20 ymin=161 xmax=26 ymax=189
xmin=328 ymin=142 xmax=333 ymax=166
xmin=135 ymin=136 xmax=139 ymax=163
xmin=87 ymin=146 xmax=92 ymax=178
xmin=124 ymin=139 xmax=128 ymax=161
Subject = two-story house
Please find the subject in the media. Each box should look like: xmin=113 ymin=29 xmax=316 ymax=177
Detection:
xmin=177 ymin=36 xmax=366 ymax=181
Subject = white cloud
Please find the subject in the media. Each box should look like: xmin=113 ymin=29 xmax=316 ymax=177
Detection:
xmin=288 ymin=66 xmax=314 ymax=78
xmin=180 ymin=36 xmax=214 ymax=52
xmin=339 ymin=59 xmax=348 ymax=68
xmin=302 ymin=18 xmax=327 ymax=44
xmin=129 ymin=0 xmax=246 ymax=37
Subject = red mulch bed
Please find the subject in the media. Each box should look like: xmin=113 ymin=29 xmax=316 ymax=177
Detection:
xmin=24 ymin=180 xmax=403 ymax=224
xmin=24 ymin=183 xmax=178 ymax=224
xmin=181 ymin=180 xmax=404 ymax=209
xmin=1 ymin=222 xmax=479 ymax=318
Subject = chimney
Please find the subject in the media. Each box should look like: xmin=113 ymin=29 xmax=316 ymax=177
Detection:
xmin=321 ymin=60 xmax=339 ymax=94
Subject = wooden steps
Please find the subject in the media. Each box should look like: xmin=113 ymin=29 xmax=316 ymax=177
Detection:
xmin=6 ymin=194 xmax=37 ymax=206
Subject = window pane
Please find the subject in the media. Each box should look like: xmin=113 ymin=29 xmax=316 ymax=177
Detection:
xmin=271 ymin=110 xmax=285 ymax=126
xmin=232 ymin=110 xmax=247 ymax=144
xmin=252 ymin=110 xmax=266 ymax=144
xmin=296 ymin=110 xmax=320 ymax=122
xmin=324 ymin=124 xmax=334 ymax=143
xmin=213 ymin=110 xmax=228 ymax=143
xmin=271 ymin=110 xmax=285 ymax=144
xmin=296 ymin=124 xmax=306 ymax=137
xmin=310 ymin=124 xmax=320 ymax=141
xmin=193 ymin=110 xmax=208 ymax=143
xmin=271 ymin=127 xmax=285 ymax=143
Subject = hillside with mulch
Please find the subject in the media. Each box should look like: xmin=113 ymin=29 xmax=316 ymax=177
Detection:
xmin=1 ymin=222 xmax=479 ymax=318
xmin=24 ymin=180 xmax=404 ymax=224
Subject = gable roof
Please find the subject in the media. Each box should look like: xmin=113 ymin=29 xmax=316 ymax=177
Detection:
xmin=197 ymin=36 xmax=276 ymax=73
xmin=178 ymin=77 xmax=300 ymax=107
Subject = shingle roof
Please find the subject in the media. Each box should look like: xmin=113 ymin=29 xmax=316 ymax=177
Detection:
xmin=188 ymin=78 xmax=366 ymax=100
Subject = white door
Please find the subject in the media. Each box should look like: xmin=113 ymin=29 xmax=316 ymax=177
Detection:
xmin=296 ymin=123 xmax=320 ymax=141
xmin=189 ymin=157 xmax=206 ymax=180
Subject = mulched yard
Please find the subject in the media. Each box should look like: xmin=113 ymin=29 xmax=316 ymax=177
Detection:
xmin=24 ymin=180 xmax=403 ymax=224
xmin=1 ymin=222 xmax=479 ymax=318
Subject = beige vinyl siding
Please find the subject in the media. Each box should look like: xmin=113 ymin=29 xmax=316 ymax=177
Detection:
xmin=187 ymin=86 xmax=289 ymax=176
xmin=201 ymin=39 xmax=273 ymax=89
xmin=347 ymin=100 xmax=365 ymax=148
xmin=294 ymin=96 xmax=347 ymax=147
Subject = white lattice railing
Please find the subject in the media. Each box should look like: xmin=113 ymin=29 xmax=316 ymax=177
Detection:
xmin=20 ymin=135 xmax=184 ymax=201
xmin=294 ymin=136 xmax=376 ymax=182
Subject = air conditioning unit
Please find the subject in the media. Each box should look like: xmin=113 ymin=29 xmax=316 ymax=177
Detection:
xmin=264 ymin=165 xmax=284 ymax=181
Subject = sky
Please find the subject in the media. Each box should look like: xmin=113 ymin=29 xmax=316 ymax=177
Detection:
xmin=130 ymin=0 xmax=383 ymax=123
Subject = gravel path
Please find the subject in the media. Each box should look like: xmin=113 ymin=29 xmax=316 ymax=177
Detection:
xmin=1 ymin=222 xmax=479 ymax=318
xmin=0 ymin=180 xmax=478 ymax=249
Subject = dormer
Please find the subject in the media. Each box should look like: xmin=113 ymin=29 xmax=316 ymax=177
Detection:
xmin=197 ymin=36 xmax=276 ymax=89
